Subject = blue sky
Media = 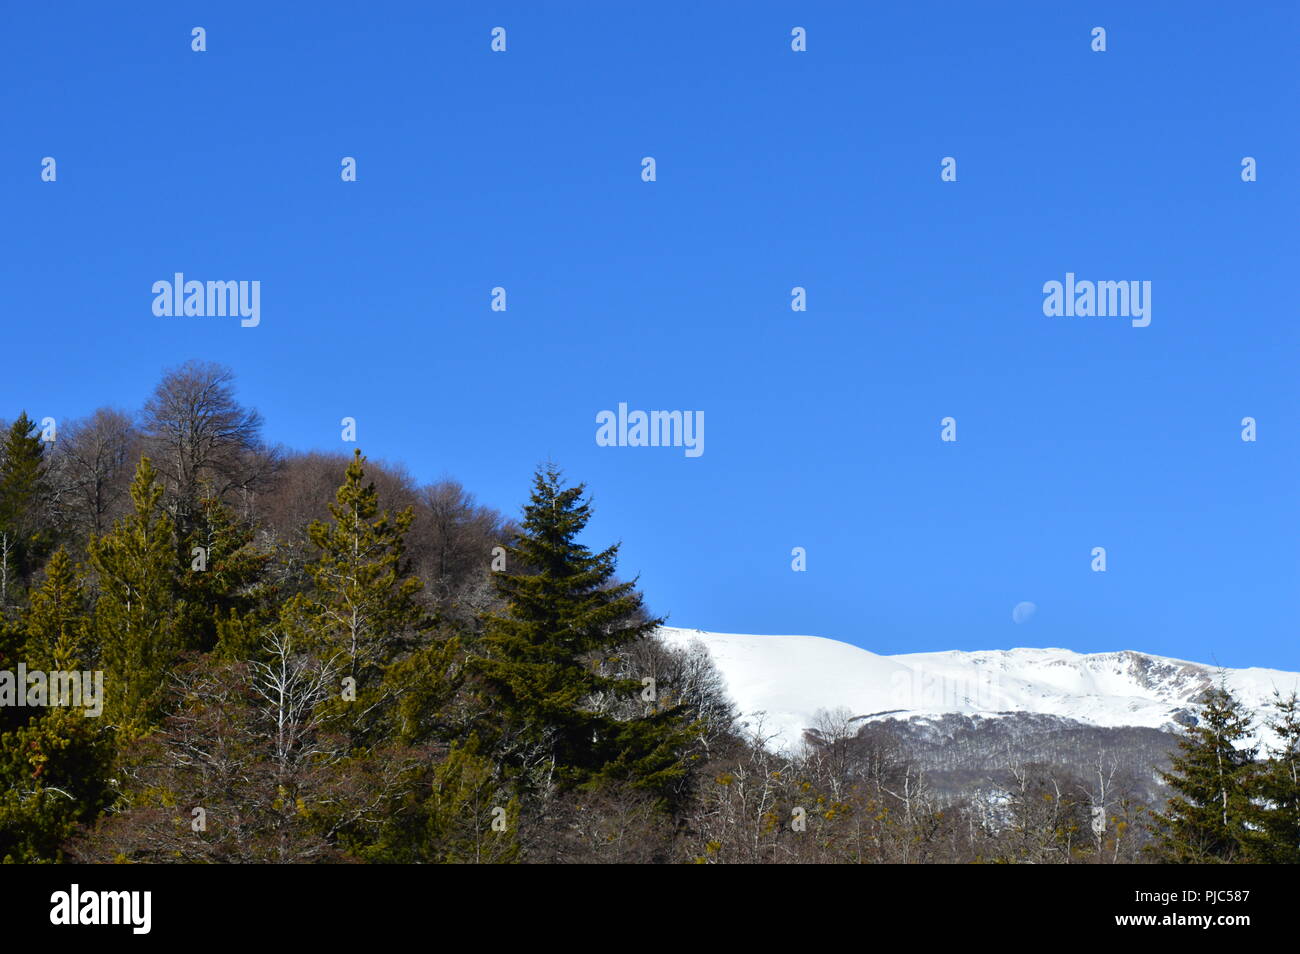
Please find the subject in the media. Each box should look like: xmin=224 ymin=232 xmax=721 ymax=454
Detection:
xmin=3 ymin=2 xmax=1297 ymax=669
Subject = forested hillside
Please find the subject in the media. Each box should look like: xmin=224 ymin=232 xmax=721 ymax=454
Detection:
xmin=1 ymin=361 xmax=1297 ymax=864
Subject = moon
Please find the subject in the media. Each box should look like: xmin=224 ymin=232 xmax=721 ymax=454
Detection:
xmin=1011 ymin=601 xmax=1037 ymax=624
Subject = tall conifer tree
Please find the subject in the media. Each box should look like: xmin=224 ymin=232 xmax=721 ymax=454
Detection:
xmin=1150 ymin=684 xmax=1259 ymax=863
xmin=0 ymin=549 xmax=111 ymax=861
xmin=176 ymin=495 xmax=272 ymax=656
xmin=283 ymin=450 xmax=428 ymax=745
xmin=473 ymin=465 xmax=690 ymax=798
xmin=0 ymin=412 xmax=53 ymax=605
xmin=87 ymin=457 xmax=184 ymax=733
xmin=23 ymin=547 xmax=90 ymax=671
xmin=1252 ymin=691 xmax=1300 ymax=863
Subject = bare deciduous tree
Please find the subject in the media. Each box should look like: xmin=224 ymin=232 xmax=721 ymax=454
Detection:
xmin=46 ymin=407 xmax=137 ymax=541
xmin=140 ymin=360 xmax=278 ymax=531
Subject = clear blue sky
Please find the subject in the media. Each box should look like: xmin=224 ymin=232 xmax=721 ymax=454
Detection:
xmin=3 ymin=2 xmax=1297 ymax=669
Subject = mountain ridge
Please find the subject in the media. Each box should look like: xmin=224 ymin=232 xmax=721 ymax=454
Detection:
xmin=655 ymin=626 xmax=1300 ymax=751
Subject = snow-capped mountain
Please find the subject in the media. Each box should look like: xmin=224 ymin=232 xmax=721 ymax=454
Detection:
xmin=656 ymin=627 xmax=1300 ymax=751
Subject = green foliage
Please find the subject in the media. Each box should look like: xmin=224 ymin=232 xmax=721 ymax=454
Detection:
xmin=384 ymin=632 xmax=464 ymax=746
xmin=0 ymin=703 xmax=114 ymax=863
xmin=176 ymin=496 xmax=273 ymax=656
xmin=281 ymin=450 xmax=428 ymax=746
xmin=1149 ymin=684 xmax=1260 ymax=863
xmin=473 ymin=465 xmax=691 ymax=799
xmin=362 ymin=737 xmax=519 ymax=864
xmin=0 ymin=616 xmax=27 ymax=738
xmin=0 ymin=550 xmax=111 ymax=863
xmin=87 ymin=457 xmax=184 ymax=734
xmin=1251 ymin=692 xmax=1300 ymax=863
xmin=23 ymin=548 xmax=91 ymax=672
xmin=292 ymin=450 xmax=424 ymax=677
xmin=0 ymin=412 xmax=54 ymax=607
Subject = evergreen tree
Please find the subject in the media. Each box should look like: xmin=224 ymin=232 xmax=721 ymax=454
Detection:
xmin=472 ymin=465 xmax=691 ymax=799
xmin=0 ymin=706 xmax=113 ymax=863
xmin=362 ymin=737 xmax=519 ymax=864
xmin=1 ymin=548 xmax=86 ymax=738
xmin=284 ymin=450 xmax=428 ymax=745
xmin=421 ymin=741 xmax=519 ymax=863
xmin=87 ymin=457 xmax=184 ymax=734
xmin=1251 ymin=691 xmax=1300 ymax=863
xmin=23 ymin=547 xmax=91 ymax=672
xmin=176 ymin=495 xmax=272 ymax=656
xmin=0 ymin=615 xmax=26 ymax=737
xmin=1149 ymin=684 xmax=1259 ymax=863
xmin=0 ymin=549 xmax=112 ymax=862
xmin=0 ymin=412 xmax=53 ymax=607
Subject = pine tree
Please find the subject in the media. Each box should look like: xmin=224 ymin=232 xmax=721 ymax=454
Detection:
xmin=0 ymin=704 xmax=113 ymax=863
xmin=0 ymin=412 xmax=53 ymax=607
xmin=87 ymin=457 xmax=184 ymax=734
xmin=0 ymin=548 xmax=112 ymax=862
xmin=0 ymin=615 xmax=26 ymax=738
xmin=1251 ymin=691 xmax=1300 ymax=863
xmin=362 ymin=737 xmax=519 ymax=864
xmin=472 ymin=465 xmax=691 ymax=798
xmin=176 ymin=495 xmax=272 ymax=656
xmin=1149 ymin=684 xmax=1259 ymax=863
xmin=23 ymin=547 xmax=91 ymax=672
xmin=283 ymin=450 xmax=427 ymax=744
xmin=420 ymin=741 xmax=519 ymax=863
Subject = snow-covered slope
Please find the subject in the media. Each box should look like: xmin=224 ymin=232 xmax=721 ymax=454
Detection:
xmin=656 ymin=627 xmax=1300 ymax=750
